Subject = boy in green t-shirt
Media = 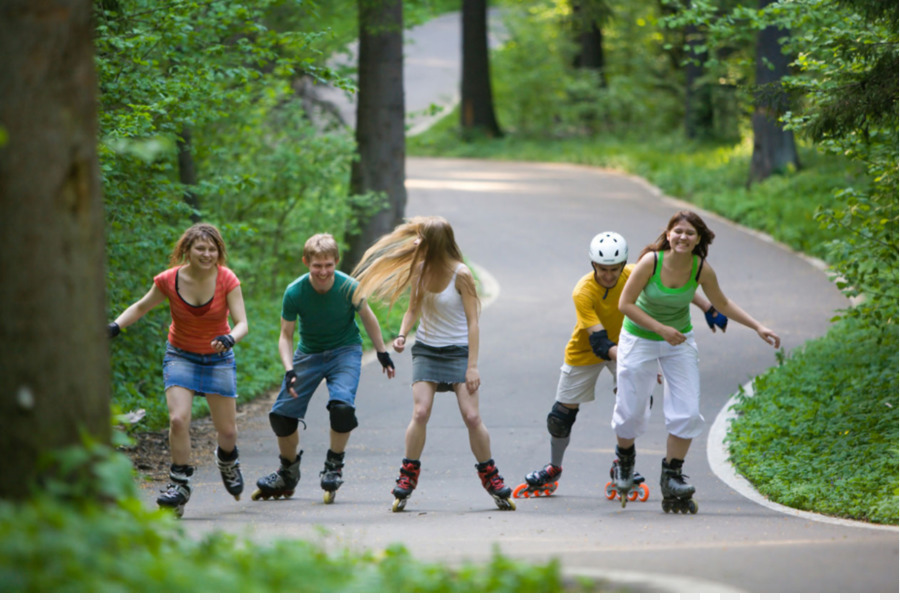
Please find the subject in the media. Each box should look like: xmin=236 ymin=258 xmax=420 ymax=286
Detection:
xmin=252 ymin=233 xmax=395 ymax=504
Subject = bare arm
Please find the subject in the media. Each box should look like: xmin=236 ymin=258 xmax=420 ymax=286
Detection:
xmin=457 ymin=266 xmax=481 ymax=394
xmin=111 ymin=284 xmax=167 ymax=329
xmin=392 ymin=287 xmax=422 ymax=354
xmin=277 ymin=318 xmax=299 ymax=397
xmin=358 ymin=300 xmax=395 ymax=379
xmin=697 ymin=262 xmax=780 ymax=348
xmin=211 ymin=285 xmax=249 ymax=352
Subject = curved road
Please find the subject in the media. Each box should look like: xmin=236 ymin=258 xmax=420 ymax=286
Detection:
xmin=137 ymin=13 xmax=899 ymax=593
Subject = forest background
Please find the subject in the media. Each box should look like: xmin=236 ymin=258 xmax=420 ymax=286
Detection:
xmin=97 ymin=0 xmax=897 ymax=524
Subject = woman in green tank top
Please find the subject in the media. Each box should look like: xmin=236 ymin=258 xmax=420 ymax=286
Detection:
xmin=609 ymin=210 xmax=781 ymax=513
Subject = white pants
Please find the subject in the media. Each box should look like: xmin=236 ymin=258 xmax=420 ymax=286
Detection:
xmin=612 ymin=330 xmax=704 ymax=439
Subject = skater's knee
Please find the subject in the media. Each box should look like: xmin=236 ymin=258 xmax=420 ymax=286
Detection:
xmin=269 ymin=412 xmax=299 ymax=437
xmin=216 ymin=427 xmax=237 ymax=448
xmin=327 ymin=401 xmax=358 ymax=433
xmin=460 ymin=409 xmax=483 ymax=430
xmin=547 ymin=402 xmax=578 ymax=438
xmin=168 ymin=413 xmax=190 ymax=435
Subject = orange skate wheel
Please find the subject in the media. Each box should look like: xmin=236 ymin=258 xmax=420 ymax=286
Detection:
xmin=604 ymin=482 xmax=617 ymax=500
xmin=512 ymin=483 xmax=529 ymax=499
xmin=637 ymin=483 xmax=650 ymax=502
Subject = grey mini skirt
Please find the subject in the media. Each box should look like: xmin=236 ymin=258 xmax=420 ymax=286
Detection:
xmin=411 ymin=341 xmax=469 ymax=393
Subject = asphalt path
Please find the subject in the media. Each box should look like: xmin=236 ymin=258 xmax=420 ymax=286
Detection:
xmin=136 ymin=12 xmax=899 ymax=593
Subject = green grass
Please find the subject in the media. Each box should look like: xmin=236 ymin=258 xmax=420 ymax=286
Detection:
xmin=409 ymin=110 xmax=899 ymax=525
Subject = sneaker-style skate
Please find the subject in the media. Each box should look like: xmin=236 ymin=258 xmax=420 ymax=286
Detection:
xmin=319 ymin=449 xmax=345 ymax=504
xmin=391 ymin=458 xmax=421 ymax=512
xmin=604 ymin=459 xmax=650 ymax=503
xmin=512 ymin=463 xmax=562 ymax=499
xmin=215 ymin=446 xmax=244 ymax=501
xmin=157 ymin=465 xmax=194 ymax=517
xmin=476 ymin=459 xmax=516 ymax=511
xmin=252 ymin=451 xmax=302 ymax=500
xmin=660 ymin=458 xmax=698 ymax=514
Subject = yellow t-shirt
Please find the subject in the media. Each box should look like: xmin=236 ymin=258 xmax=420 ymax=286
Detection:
xmin=563 ymin=264 xmax=633 ymax=366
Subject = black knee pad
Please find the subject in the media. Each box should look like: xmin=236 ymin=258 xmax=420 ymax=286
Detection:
xmin=547 ymin=401 xmax=578 ymax=438
xmin=269 ymin=412 xmax=299 ymax=437
xmin=327 ymin=401 xmax=358 ymax=433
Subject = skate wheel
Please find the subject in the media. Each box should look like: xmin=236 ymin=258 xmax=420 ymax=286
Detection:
xmin=512 ymin=482 xmax=529 ymax=499
xmin=637 ymin=483 xmax=650 ymax=502
xmin=251 ymin=489 xmax=265 ymax=501
xmin=688 ymin=500 xmax=699 ymax=514
xmin=391 ymin=497 xmax=406 ymax=513
xmin=604 ymin=482 xmax=617 ymax=500
xmin=323 ymin=490 xmax=336 ymax=504
xmin=620 ymin=494 xmax=628 ymax=508
xmin=232 ymin=494 xmax=241 ymax=502
xmin=505 ymin=497 xmax=516 ymax=511
xmin=628 ymin=489 xmax=639 ymax=502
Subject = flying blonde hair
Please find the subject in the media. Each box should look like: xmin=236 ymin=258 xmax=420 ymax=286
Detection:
xmin=351 ymin=216 xmax=479 ymax=311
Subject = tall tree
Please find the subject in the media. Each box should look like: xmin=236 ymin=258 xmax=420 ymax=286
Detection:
xmin=747 ymin=0 xmax=799 ymax=185
xmin=345 ymin=0 xmax=407 ymax=270
xmin=683 ymin=18 xmax=714 ymax=139
xmin=461 ymin=0 xmax=503 ymax=139
xmin=571 ymin=0 xmax=607 ymax=86
xmin=0 ymin=0 xmax=109 ymax=500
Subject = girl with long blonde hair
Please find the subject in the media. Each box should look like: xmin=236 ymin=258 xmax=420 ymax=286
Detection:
xmin=352 ymin=216 xmax=515 ymax=512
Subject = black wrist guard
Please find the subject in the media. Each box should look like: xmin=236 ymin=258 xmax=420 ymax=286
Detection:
xmin=377 ymin=351 xmax=395 ymax=370
xmin=215 ymin=334 xmax=235 ymax=349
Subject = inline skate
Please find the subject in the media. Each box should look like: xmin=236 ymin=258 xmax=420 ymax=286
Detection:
xmin=156 ymin=465 xmax=194 ymax=517
xmin=604 ymin=459 xmax=649 ymax=503
xmin=252 ymin=451 xmax=302 ymax=500
xmin=476 ymin=459 xmax=516 ymax=511
xmin=391 ymin=458 xmax=421 ymax=512
xmin=319 ymin=449 xmax=345 ymax=504
xmin=512 ymin=463 xmax=562 ymax=499
xmin=660 ymin=458 xmax=698 ymax=514
xmin=215 ymin=446 xmax=243 ymax=501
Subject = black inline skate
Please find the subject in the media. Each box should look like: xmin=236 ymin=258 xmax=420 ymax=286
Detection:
xmin=512 ymin=463 xmax=562 ymax=499
xmin=215 ymin=446 xmax=244 ymax=501
xmin=611 ymin=445 xmax=637 ymax=507
xmin=391 ymin=458 xmax=421 ymax=512
xmin=660 ymin=458 xmax=698 ymax=514
xmin=157 ymin=465 xmax=194 ymax=517
xmin=252 ymin=451 xmax=302 ymax=500
xmin=605 ymin=459 xmax=649 ymax=503
xmin=319 ymin=449 xmax=345 ymax=504
xmin=476 ymin=459 xmax=516 ymax=511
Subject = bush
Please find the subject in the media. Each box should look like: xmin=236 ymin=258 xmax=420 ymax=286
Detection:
xmin=726 ymin=317 xmax=899 ymax=524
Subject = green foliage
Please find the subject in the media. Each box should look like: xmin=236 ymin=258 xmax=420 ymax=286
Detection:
xmin=726 ymin=319 xmax=899 ymax=524
xmin=0 ymin=441 xmax=583 ymax=592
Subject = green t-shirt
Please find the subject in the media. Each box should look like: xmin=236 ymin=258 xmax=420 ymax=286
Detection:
xmin=623 ymin=252 xmax=699 ymax=341
xmin=281 ymin=271 xmax=363 ymax=353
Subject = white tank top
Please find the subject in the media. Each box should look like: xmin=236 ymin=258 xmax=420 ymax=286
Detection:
xmin=416 ymin=264 xmax=469 ymax=347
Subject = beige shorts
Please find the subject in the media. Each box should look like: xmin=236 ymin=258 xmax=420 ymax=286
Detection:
xmin=554 ymin=361 xmax=616 ymax=405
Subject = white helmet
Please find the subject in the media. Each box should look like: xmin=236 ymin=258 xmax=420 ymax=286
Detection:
xmin=589 ymin=232 xmax=628 ymax=265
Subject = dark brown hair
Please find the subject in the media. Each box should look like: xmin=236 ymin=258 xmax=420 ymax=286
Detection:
xmin=641 ymin=210 xmax=715 ymax=259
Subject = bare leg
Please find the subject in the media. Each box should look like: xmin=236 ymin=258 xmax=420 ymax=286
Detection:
xmin=405 ymin=381 xmax=436 ymax=460
xmin=666 ymin=434 xmax=692 ymax=462
xmin=455 ymin=384 xmax=491 ymax=463
xmin=165 ymin=386 xmax=194 ymax=465
xmin=206 ymin=394 xmax=237 ymax=453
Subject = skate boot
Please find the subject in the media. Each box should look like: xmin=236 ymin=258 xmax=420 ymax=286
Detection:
xmin=612 ymin=445 xmax=637 ymax=507
xmin=215 ymin=446 xmax=244 ymax=501
xmin=512 ymin=463 xmax=562 ymax=499
xmin=660 ymin=458 xmax=698 ymax=514
xmin=156 ymin=465 xmax=193 ymax=517
xmin=476 ymin=459 xmax=516 ymax=511
xmin=391 ymin=458 xmax=421 ymax=512
xmin=319 ymin=449 xmax=345 ymax=504
xmin=605 ymin=460 xmax=649 ymax=503
xmin=251 ymin=451 xmax=302 ymax=500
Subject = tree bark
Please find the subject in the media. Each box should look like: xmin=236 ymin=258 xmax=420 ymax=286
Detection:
xmin=460 ymin=0 xmax=502 ymax=139
xmin=345 ymin=0 xmax=407 ymax=271
xmin=748 ymin=0 xmax=800 ymax=185
xmin=177 ymin=126 xmax=201 ymax=222
xmin=571 ymin=0 xmax=607 ymax=86
xmin=0 ymin=0 xmax=109 ymax=500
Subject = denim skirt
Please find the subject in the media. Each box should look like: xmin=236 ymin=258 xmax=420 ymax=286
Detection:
xmin=163 ymin=342 xmax=237 ymax=398
xmin=411 ymin=341 xmax=469 ymax=393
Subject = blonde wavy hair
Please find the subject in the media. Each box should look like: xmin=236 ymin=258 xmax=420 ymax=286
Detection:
xmin=351 ymin=216 xmax=479 ymax=311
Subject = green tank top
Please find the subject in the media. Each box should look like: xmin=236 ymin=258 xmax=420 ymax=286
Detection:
xmin=623 ymin=252 xmax=699 ymax=341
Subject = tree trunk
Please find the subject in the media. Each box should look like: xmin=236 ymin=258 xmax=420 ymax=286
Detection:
xmin=177 ymin=126 xmax=201 ymax=222
xmin=684 ymin=21 xmax=713 ymax=139
xmin=345 ymin=0 xmax=407 ymax=271
xmin=571 ymin=1 xmax=607 ymax=86
xmin=460 ymin=0 xmax=502 ymax=139
xmin=748 ymin=0 xmax=800 ymax=185
xmin=0 ymin=0 xmax=110 ymax=500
